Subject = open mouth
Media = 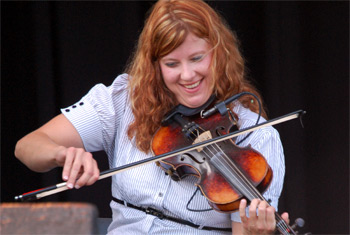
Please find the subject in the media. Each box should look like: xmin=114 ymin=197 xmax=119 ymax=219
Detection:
xmin=183 ymin=80 xmax=201 ymax=89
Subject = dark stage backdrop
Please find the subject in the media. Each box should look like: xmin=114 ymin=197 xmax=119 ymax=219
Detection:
xmin=2 ymin=1 xmax=349 ymax=234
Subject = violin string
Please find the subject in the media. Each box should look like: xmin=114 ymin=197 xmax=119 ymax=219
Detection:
xmin=203 ymin=143 xmax=261 ymax=200
xmin=194 ymin=130 xmax=291 ymax=234
xmin=209 ymin=143 xmax=291 ymax=234
xmin=202 ymin=131 xmax=260 ymax=196
xmin=191 ymin=128 xmax=259 ymax=200
xmin=202 ymin=143 xmax=291 ymax=234
xmin=186 ymin=127 xmax=291 ymax=234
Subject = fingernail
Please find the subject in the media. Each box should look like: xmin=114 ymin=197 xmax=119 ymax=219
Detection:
xmin=63 ymin=176 xmax=68 ymax=180
xmin=75 ymin=185 xmax=80 ymax=189
xmin=67 ymin=183 xmax=73 ymax=189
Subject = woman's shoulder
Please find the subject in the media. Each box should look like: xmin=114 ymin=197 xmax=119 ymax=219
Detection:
xmin=111 ymin=73 xmax=130 ymax=86
xmin=233 ymin=102 xmax=266 ymax=125
xmin=85 ymin=73 xmax=130 ymax=98
xmin=233 ymin=102 xmax=280 ymax=137
xmin=105 ymin=73 xmax=130 ymax=92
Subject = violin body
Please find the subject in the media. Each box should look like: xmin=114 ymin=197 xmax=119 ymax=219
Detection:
xmin=152 ymin=111 xmax=272 ymax=213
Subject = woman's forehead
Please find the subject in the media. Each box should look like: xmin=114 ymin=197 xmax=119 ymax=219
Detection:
xmin=161 ymin=33 xmax=210 ymax=59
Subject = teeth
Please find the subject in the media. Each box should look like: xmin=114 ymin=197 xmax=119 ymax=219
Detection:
xmin=184 ymin=81 xmax=200 ymax=89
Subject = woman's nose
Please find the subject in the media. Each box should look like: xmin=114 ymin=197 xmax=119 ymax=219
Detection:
xmin=180 ymin=63 xmax=195 ymax=80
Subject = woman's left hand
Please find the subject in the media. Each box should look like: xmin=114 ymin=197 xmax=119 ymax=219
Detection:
xmin=239 ymin=198 xmax=289 ymax=235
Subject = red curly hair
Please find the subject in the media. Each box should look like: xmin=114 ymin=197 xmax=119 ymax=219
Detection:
xmin=126 ymin=0 xmax=266 ymax=152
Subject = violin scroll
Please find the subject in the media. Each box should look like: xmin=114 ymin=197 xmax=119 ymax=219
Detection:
xmin=288 ymin=217 xmax=312 ymax=235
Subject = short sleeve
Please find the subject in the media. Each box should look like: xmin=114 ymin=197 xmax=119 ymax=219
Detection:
xmin=61 ymin=73 xmax=129 ymax=153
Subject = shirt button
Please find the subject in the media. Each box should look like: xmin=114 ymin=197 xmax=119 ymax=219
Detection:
xmin=65 ymin=109 xmax=70 ymax=112
xmin=158 ymin=192 xmax=163 ymax=197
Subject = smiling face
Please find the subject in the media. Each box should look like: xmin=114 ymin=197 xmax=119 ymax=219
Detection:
xmin=159 ymin=33 xmax=213 ymax=108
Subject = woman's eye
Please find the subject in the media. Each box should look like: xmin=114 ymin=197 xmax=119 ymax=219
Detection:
xmin=192 ymin=55 xmax=203 ymax=62
xmin=165 ymin=62 xmax=177 ymax=67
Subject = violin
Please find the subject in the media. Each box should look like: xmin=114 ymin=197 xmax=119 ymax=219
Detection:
xmin=152 ymin=106 xmax=271 ymax=212
xmin=151 ymin=97 xmax=295 ymax=234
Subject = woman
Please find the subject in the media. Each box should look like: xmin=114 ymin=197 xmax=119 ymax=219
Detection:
xmin=15 ymin=0 xmax=289 ymax=234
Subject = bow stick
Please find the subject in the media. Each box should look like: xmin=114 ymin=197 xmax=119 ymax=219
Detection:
xmin=14 ymin=109 xmax=305 ymax=202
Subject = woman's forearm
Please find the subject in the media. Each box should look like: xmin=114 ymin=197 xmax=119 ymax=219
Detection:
xmin=14 ymin=131 xmax=64 ymax=172
xmin=15 ymin=114 xmax=85 ymax=172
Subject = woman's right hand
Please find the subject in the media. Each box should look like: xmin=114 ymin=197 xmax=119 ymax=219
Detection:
xmin=56 ymin=146 xmax=100 ymax=189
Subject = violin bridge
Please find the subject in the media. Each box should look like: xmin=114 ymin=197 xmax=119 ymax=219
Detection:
xmin=193 ymin=131 xmax=212 ymax=152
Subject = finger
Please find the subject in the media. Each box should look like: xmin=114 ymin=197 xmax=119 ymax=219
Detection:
xmin=257 ymin=200 xmax=268 ymax=228
xmin=62 ymin=147 xmax=76 ymax=184
xmin=281 ymin=212 xmax=290 ymax=225
xmin=85 ymin=159 xmax=100 ymax=186
xmin=66 ymin=149 xmax=84 ymax=189
xmin=239 ymin=199 xmax=248 ymax=224
xmin=265 ymin=205 xmax=276 ymax=231
xmin=249 ymin=198 xmax=260 ymax=221
xmin=75 ymin=154 xmax=98 ymax=188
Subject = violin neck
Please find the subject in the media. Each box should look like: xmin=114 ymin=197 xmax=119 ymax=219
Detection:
xmin=244 ymin=195 xmax=296 ymax=234
xmin=275 ymin=212 xmax=297 ymax=235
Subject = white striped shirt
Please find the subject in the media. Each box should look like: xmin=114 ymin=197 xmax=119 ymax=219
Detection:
xmin=62 ymin=73 xmax=285 ymax=234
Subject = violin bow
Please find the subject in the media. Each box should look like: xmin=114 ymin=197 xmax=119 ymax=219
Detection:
xmin=14 ymin=109 xmax=306 ymax=202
